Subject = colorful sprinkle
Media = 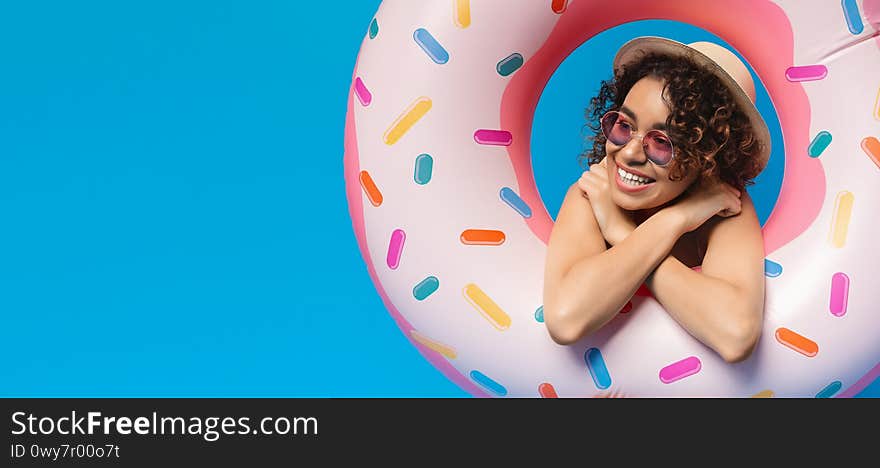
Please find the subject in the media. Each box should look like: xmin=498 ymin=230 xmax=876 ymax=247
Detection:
xmin=497 ymin=53 xmax=524 ymax=77
xmin=538 ymin=382 xmax=558 ymax=398
xmin=414 ymin=153 xmax=433 ymax=185
xmin=807 ymin=130 xmax=832 ymax=157
xmin=829 ymin=272 xmax=850 ymax=317
xmin=384 ymin=97 xmax=432 ymax=145
xmin=842 ymin=0 xmax=864 ymax=34
xmin=499 ymin=187 xmax=532 ymax=218
xmin=585 ymin=348 xmax=612 ymax=390
xmin=659 ymin=356 xmax=702 ymax=384
xmin=413 ymin=28 xmax=449 ymax=64
xmin=368 ymin=18 xmax=379 ymax=39
xmin=386 ymin=229 xmax=406 ymax=270
xmin=785 ymin=65 xmax=827 ymax=82
xmin=413 ymin=276 xmax=440 ymax=301
xmin=454 ymin=0 xmax=471 ymax=28
xmin=534 ymin=305 xmax=544 ymax=323
xmin=463 ymin=283 xmax=511 ymax=330
xmin=354 ymin=76 xmax=372 ymax=106
xmin=460 ymin=229 xmax=506 ymax=245
xmin=775 ymin=327 xmax=819 ymax=357
xmin=816 ymin=380 xmax=842 ymax=398
xmin=470 ymin=370 xmax=507 ymax=396
xmin=410 ymin=330 xmax=456 ymax=359
xmin=764 ymin=258 xmax=783 ymax=277
xmin=862 ymin=136 xmax=880 ymax=168
xmin=874 ymin=88 xmax=880 ymax=121
xmin=752 ymin=390 xmax=775 ymax=398
xmin=474 ymin=129 xmax=513 ymax=146
xmin=829 ymin=191 xmax=854 ymax=248
xmin=358 ymin=170 xmax=383 ymax=207
xmin=551 ymin=0 xmax=568 ymax=14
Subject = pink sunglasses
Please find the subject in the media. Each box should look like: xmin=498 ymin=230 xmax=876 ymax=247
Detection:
xmin=600 ymin=111 xmax=675 ymax=166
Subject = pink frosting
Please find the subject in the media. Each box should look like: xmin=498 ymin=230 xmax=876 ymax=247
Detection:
xmin=864 ymin=0 xmax=880 ymax=49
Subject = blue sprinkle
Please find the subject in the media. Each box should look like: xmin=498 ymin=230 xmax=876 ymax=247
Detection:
xmin=842 ymin=0 xmax=864 ymax=35
xmin=497 ymin=53 xmax=524 ymax=76
xmin=412 ymin=276 xmax=439 ymax=301
xmin=369 ymin=18 xmax=379 ymax=39
xmin=535 ymin=306 xmax=544 ymax=323
xmin=764 ymin=259 xmax=783 ymax=278
xmin=414 ymin=153 xmax=433 ymax=185
xmin=585 ymin=348 xmax=612 ymax=390
xmin=470 ymin=370 xmax=508 ymax=396
xmin=500 ymin=187 xmax=532 ymax=218
xmin=413 ymin=28 xmax=449 ymax=64
xmin=808 ymin=131 xmax=832 ymax=158
xmin=816 ymin=380 xmax=842 ymax=398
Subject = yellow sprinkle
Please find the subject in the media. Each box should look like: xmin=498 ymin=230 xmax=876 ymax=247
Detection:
xmin=751 ymin=389 xmax=775 ymax=398
xmin=383 ymin=97 xmax=432 ymax=145
xmin=463 ymin=283 xmax=511 ymax=330
xmin=874 ymin=87 xmax=880 ymax=121
xmin=454 ymin=0 xmax=471 ymax=28
xmin=410 ymin=330 xmax=457 ymax=359
xmin=829 ymin=191 xmax=854 ymax=248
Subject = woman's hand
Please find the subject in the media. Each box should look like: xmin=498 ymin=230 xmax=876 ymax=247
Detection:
xmin=578 ymin=158 xmax=636 ymax=245
xmin=666 ymin=177 xmax=742 ymax=234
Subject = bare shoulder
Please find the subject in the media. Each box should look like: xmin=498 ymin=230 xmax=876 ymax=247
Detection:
xmin=699 ymin=191 xmax=765 ymax=291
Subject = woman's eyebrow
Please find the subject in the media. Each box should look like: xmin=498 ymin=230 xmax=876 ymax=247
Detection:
xmin=620 ymin=105 xmax=638 ymax=121
xmin=620 ymin=105 xmax=667 ymax=130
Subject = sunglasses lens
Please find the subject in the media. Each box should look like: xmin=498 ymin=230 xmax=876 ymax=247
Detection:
xmin=644 ymin=131 xmax=673 ymax=165
xmin=601 ymin=112 xmax=631 ymax=146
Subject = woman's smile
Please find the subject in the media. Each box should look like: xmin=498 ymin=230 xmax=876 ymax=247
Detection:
xmin=612 ymin=159 xmax=656 ymax=193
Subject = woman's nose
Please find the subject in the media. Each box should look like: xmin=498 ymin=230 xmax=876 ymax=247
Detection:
xmin=616 ymin=135 xmax=648 ymax=164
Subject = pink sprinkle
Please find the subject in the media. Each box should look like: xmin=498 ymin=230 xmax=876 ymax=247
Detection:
xmin=659 ymin=356 xmax=702 ymax=384
xmin=830 ymin=272 xmax=850 ymax=317
xmin=386 ymin=229 xmax=405 ymax=269
xmin=354 ymin=76 xmax=372 ymax=106
xmin=474 ymin=129 xmax=513 ymax=146
xmin=785 ymin=65 xmax=827 ymax=82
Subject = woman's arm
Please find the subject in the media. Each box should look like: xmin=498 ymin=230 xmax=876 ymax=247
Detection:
xmin=543 ymin=184 xmax=686 ymax=345
xmin=643 ymin=192 xmax=765 ymax=363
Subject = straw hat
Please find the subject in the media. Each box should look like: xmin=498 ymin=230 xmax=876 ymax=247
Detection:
xmin=613 ymin=37 xmax=771 ymax=172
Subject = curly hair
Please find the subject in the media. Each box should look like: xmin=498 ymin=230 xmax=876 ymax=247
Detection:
xmin=578 ymin=50 xmax=766 ymax=192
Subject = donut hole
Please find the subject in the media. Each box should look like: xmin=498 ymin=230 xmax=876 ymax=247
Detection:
xmin=530 ymin=20 xmax=784 ymax=226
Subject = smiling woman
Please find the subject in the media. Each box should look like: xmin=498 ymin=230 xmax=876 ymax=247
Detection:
xmin=542 ymin=38 xmax=768 ymax=363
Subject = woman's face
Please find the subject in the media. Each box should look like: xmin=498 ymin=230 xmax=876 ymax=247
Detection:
xmin=605 ymin=76 xmax=697 ymax=212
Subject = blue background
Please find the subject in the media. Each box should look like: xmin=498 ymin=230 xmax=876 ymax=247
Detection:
xmin=1 ymin=1 xmax=875 ymax=397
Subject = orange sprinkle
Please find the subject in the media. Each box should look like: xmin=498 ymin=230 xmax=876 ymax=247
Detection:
xmin=358 ymin=170 xmax=383 ymax=207
xmin=775 ymin=327 xmax=819 ymax=357
xmin=862 ymin=136 xmax=880 ymax=169
xmin=538 ymin=383 xmax=558 ymax=398
xmin=460 ymin=229 xmax=505 ymax=245
xmin=752 ymin=390 xmax=775 ymax=398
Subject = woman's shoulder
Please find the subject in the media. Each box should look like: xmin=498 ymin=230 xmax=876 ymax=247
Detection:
xmin=547 ymin=183 xmax=607 ymax=253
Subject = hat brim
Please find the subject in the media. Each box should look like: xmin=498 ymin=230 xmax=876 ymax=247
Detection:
xmin=613 ymin=36 xmax=771 ymax=173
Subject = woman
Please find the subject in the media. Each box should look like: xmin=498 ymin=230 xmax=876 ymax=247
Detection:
xmin=542 ymin=38 xmax=770 ymax=363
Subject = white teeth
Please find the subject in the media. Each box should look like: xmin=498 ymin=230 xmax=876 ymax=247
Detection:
xmin=617 ymin=167 xmax=653 ymax=185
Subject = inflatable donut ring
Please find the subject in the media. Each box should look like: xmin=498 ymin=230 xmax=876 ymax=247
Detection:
xmin=343 ymin=0 xmax=880 ymax=397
